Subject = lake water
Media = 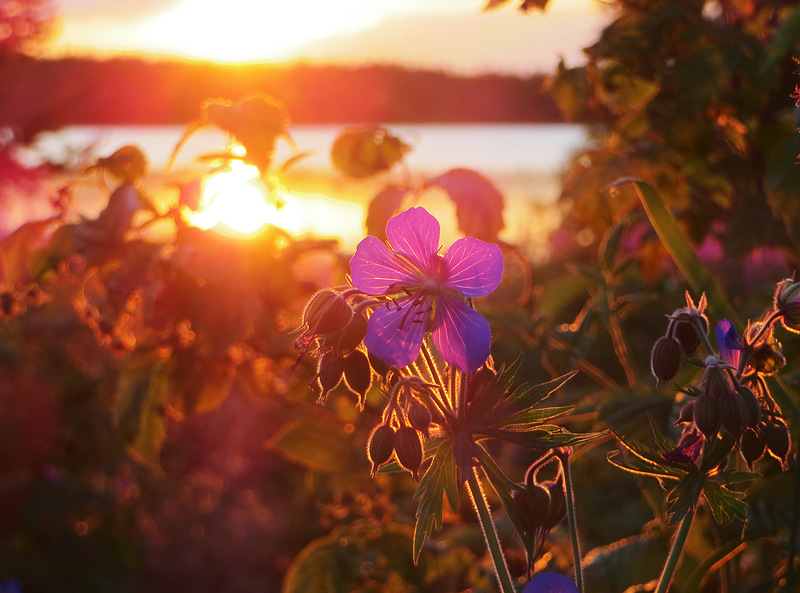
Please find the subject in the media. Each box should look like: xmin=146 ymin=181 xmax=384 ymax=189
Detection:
xmin=14 ymin=123 xmax=592 ymax=255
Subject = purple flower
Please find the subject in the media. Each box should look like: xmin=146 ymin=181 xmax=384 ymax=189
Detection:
xmin=522 ymin=572 xmax=579 ymax=593
xmin=715 ymin=319 xmax=741 ymax=369
xmin=350 ymin=207 xmax=502 ymax=372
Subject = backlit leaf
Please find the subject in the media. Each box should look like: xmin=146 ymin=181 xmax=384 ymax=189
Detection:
xmin=266 ymin=417 xmax=355 ymax=473
xmin=426 ymin=168 xmax=505 ymax=242
xmin=413 ymin=438 xmax=458 ymax=563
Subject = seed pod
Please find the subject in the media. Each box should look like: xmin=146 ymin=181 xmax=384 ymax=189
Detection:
xmin=367 ymin=423 xmax=395 ymax=475
xmin=775 ymin=278 xmax=800 ymax=333
xmin=694 ymin=392 xmax=720 ymax=439
xmin=333 ymin=313 xmax=368 ymax=353
xmin=315 ymin=353 xmax=345 ymax=403
xmin=540 ymin=478 xmax=566 ymax=529
xmin=650 ymin=336 xmax=683 ymax=384
xmin=343 ymin=350 xmax=372 ymax=403
xmin=739 ymin=427 xmax=766 ymax=470
xmin=303 ymin=290 xmax=352 ymax=336
xmin=407 ymin=400 xmax=433 ymax=439
xmin=673 ymin=319 xmax=702 ymax=354
xmin=512 ymin=484 xmax=551 ymax=535
xmin=763 ymin=420 xmax=791 ymax=469
xmin=736 ymin=386 xmax=762 ymax=429
xmin=718 ymin=392 xmax=747 ymax=439
xmin=394 ymin=426 xmax=423 ymax=480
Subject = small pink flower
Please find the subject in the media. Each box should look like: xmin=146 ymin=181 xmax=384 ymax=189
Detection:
xmin=350 ymin=207 xmax=502 ymax=372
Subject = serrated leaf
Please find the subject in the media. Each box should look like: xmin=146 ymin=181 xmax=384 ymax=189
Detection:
xmin=266 ymin=418 xmax=354 ymax=473
xmin=493 ymin=405 xmax=574 ymax=429
xmin=412 ymin=438 xmax=458 ymax=563
xmin=665 ymin=471 xmax=704 ymax=525
xmin=611 ymin=429 xmax=691 ymax=479
xmin=607 ymin=450 xmax=682 ymax=481
xmin=507 ymin=370 xmax=578 ymax=408
xmin=703 ymin=480 xmax=747 ymax=525
xmin=484 ymin=427 xmax=606 ymax=449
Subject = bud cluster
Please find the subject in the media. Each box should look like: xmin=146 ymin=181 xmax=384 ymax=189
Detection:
xmin=655 ymin=285 xmax=796 ymax=473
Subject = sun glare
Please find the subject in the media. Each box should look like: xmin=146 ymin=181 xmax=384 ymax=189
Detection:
xmin=187 ymin=161 xmax=275 ymax=236
xmin=140 ymin=0 xmax=385 ymax=63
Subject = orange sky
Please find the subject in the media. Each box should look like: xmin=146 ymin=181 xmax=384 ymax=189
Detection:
xmin=49 ymin=0 xmax=611 ymax=74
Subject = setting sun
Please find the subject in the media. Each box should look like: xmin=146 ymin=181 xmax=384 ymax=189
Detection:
xmin=137 ymin=0 xmax=385 ymax=63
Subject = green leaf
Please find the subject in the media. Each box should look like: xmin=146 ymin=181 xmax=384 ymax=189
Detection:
xmin=665 ymin=470 xmax=704 ymax=525
xmin=583 ymin=534 xmax=670 ymax=593
xmin=611 ymin=429 xmax=690 ymax=479
xmin=412 ymin=438 xmax=458 ymax=563
xmin=266 ymin=417 xmax=355 ymax=473
xmin=607 ymin=450 xmax=682 ymax=481
xmin=703 ymin=480 xmax=747 ymax=525
xmin=493 ymin=405 xmax=574 ymax=429
xmin=507 ymin=370 xmax=578 ymax=408
xmin=114 ymin=354 xmax=171 ymax=465
xmin=614 ymin=179 xmax=739 ymax=324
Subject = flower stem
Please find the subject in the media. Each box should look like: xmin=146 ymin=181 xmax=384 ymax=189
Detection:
xmin=466 ymin=466 xmax=516 ymax=593
xmin=655 ymin=507 xmax=695 ymax=593
xmin=560 ymin=452 xmax=585 ymax=593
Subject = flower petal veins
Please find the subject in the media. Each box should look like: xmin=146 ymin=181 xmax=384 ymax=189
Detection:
xmin=432 ymin=292 xmax=492 ymax=372
xmin=363 ymin=296 xmax=429 ymax=369
xmin=351 ymin=235 xmax=418 ymax=294
xmin=385 ymin=207 xmax=440 ymax=274
xmin=715 ymin=318 xmax=741 ymax=369
xmin=444 ymin=237 xmax=503 ymax=297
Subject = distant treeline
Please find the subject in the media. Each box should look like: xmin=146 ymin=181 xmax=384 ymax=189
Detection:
xmin=0 ymin=55 xmax=563 ymax=141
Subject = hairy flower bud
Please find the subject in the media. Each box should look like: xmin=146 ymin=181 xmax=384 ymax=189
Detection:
xmin=333 ymin=312 xmax=368 ymax=353
xmin=650 ymin=336 xmax=683 ymax=385
xmin=775 ymin=278 xmax=800 ymax=333
xmin=407 ymin=400 xmax=433 ymax=439
xmin=718 ymin=392 xmax=746 ymax=439
xmin=542 ymin=478 xmax=567 ymax=529
xmin=668 ymin=292 xmax=708 ymax=353
xmin=394 ymin=426 xmax=423 ymax=480
xmin=736 ymin=386 xmax=762 ymax=429
xmin=367 ymin=423 xmax=395 ymax=475
xmin=315 ymin=353 xmax=345 ymax=403
xmin=763 ymin=420 xmax=791 ymax=469
xmin=675 ymin=401 xmax=695 ymax=425
xmin=739 ymin=427 xmax=766 ymax=470
xmin=694 ymin=392 xmax=720 ymax=439
xmin=303 ymin=290 xmax=352 ymax=336
xmin=343 ymin=350 xmax=372 ymax=404
xmin=513 ymin=483 xmax=552 ymax=536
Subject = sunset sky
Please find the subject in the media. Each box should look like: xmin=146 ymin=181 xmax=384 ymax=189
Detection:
xmin=49 ymin=0 xmax=611 ymax=74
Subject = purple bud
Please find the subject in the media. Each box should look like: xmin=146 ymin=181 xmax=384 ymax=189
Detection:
xmin=718 ymin=392 xmax=746 ymax=439
xmin=343 ymin=350 xmax=372 ymax=403
xmin=407 ymin=400 xmax=432 ymax=439
xmin=739 ymin=427 xmax=766 ymax=470
xmin=736 ymin=386 xmax=762 ymax=429
xmin=694 ymin=392 xmax=720 ymax=439
xmin=303 ymin=290 xmax=352 ymax=336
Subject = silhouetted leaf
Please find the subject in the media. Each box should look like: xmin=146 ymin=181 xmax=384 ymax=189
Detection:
xmin=413 ymin=438 xmax=458 ymax=563
xmin=365 ymin=185 xmax=410 ymax=240
xmin=331 ymin=125 xmax=409 ymax=179
xmin=426 ymin=168 xmax=505 ymax=242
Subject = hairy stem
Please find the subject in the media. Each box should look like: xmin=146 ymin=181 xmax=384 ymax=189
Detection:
xmin=466 ymin=466 xmax=516 ymax=593
xmin=655 ymin=508 xmax=695 ymax=593
xmin=560 ymin=452 xmax=585 ymax=593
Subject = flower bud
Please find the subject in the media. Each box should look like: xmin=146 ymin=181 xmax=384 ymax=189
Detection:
xmin=333 ymin=312 xmax=368 ymax=353
xmin=542 ymin=478 xmax=567 ymax=529
xmin=394 ymin=426 xmax=423 ymax=480
xmin=315 ymin=353 xmax=345 ymax=403
xmin=718 ymin=392 xmax=746 ymax=439
xmin=763 ymin=420 xmax=791 ymax=469
xmin=650 ymin=336 xmax=683 ymax=385
xmin=512 ymin=484 xmax=552 ymax=535
xmin=343 ymin=350 xmax=372 ymax=403
xmin=367 ymin=423 xmax=395 ymax=475
xmin=703 ymin=362 xmax=732 ymax=399
xmin=736 ymin=386 xmax=762 ymax=429
xmin=739 ymin=427 xmax=766 ymax=469
xmin=694 ymin=392 xmax=720 ymax=438
xmin=407 ymin=400 xmax=433 ymax=439
xmin=303 ymin=290 xmax=352 ymax=336
xmin=673 ymin=318 xmax=704 ymax=354
xmin=775 ymin=278 xmax=800 ymax=333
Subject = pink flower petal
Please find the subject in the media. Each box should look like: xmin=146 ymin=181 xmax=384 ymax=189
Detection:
xmin=351 ymin=236 xmax=418 ymax=294
xmin=432 ymin=293 xmax=491 ymax=372
xmin=444 ymin=238 xmax=503 ymax=297
xmin=364 ymin=297 xmax=429 ymax=369
xmin=386 ymin=207 xmax=439 ymax=274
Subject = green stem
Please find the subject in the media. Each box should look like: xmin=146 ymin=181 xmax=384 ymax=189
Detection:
xmin=560 ymin=453 xmax=585 ymax=593
xmin=466 ymin=466 xmax=516 ymax=593
xmin=655 ymin=507 xmax=695 ymax=593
